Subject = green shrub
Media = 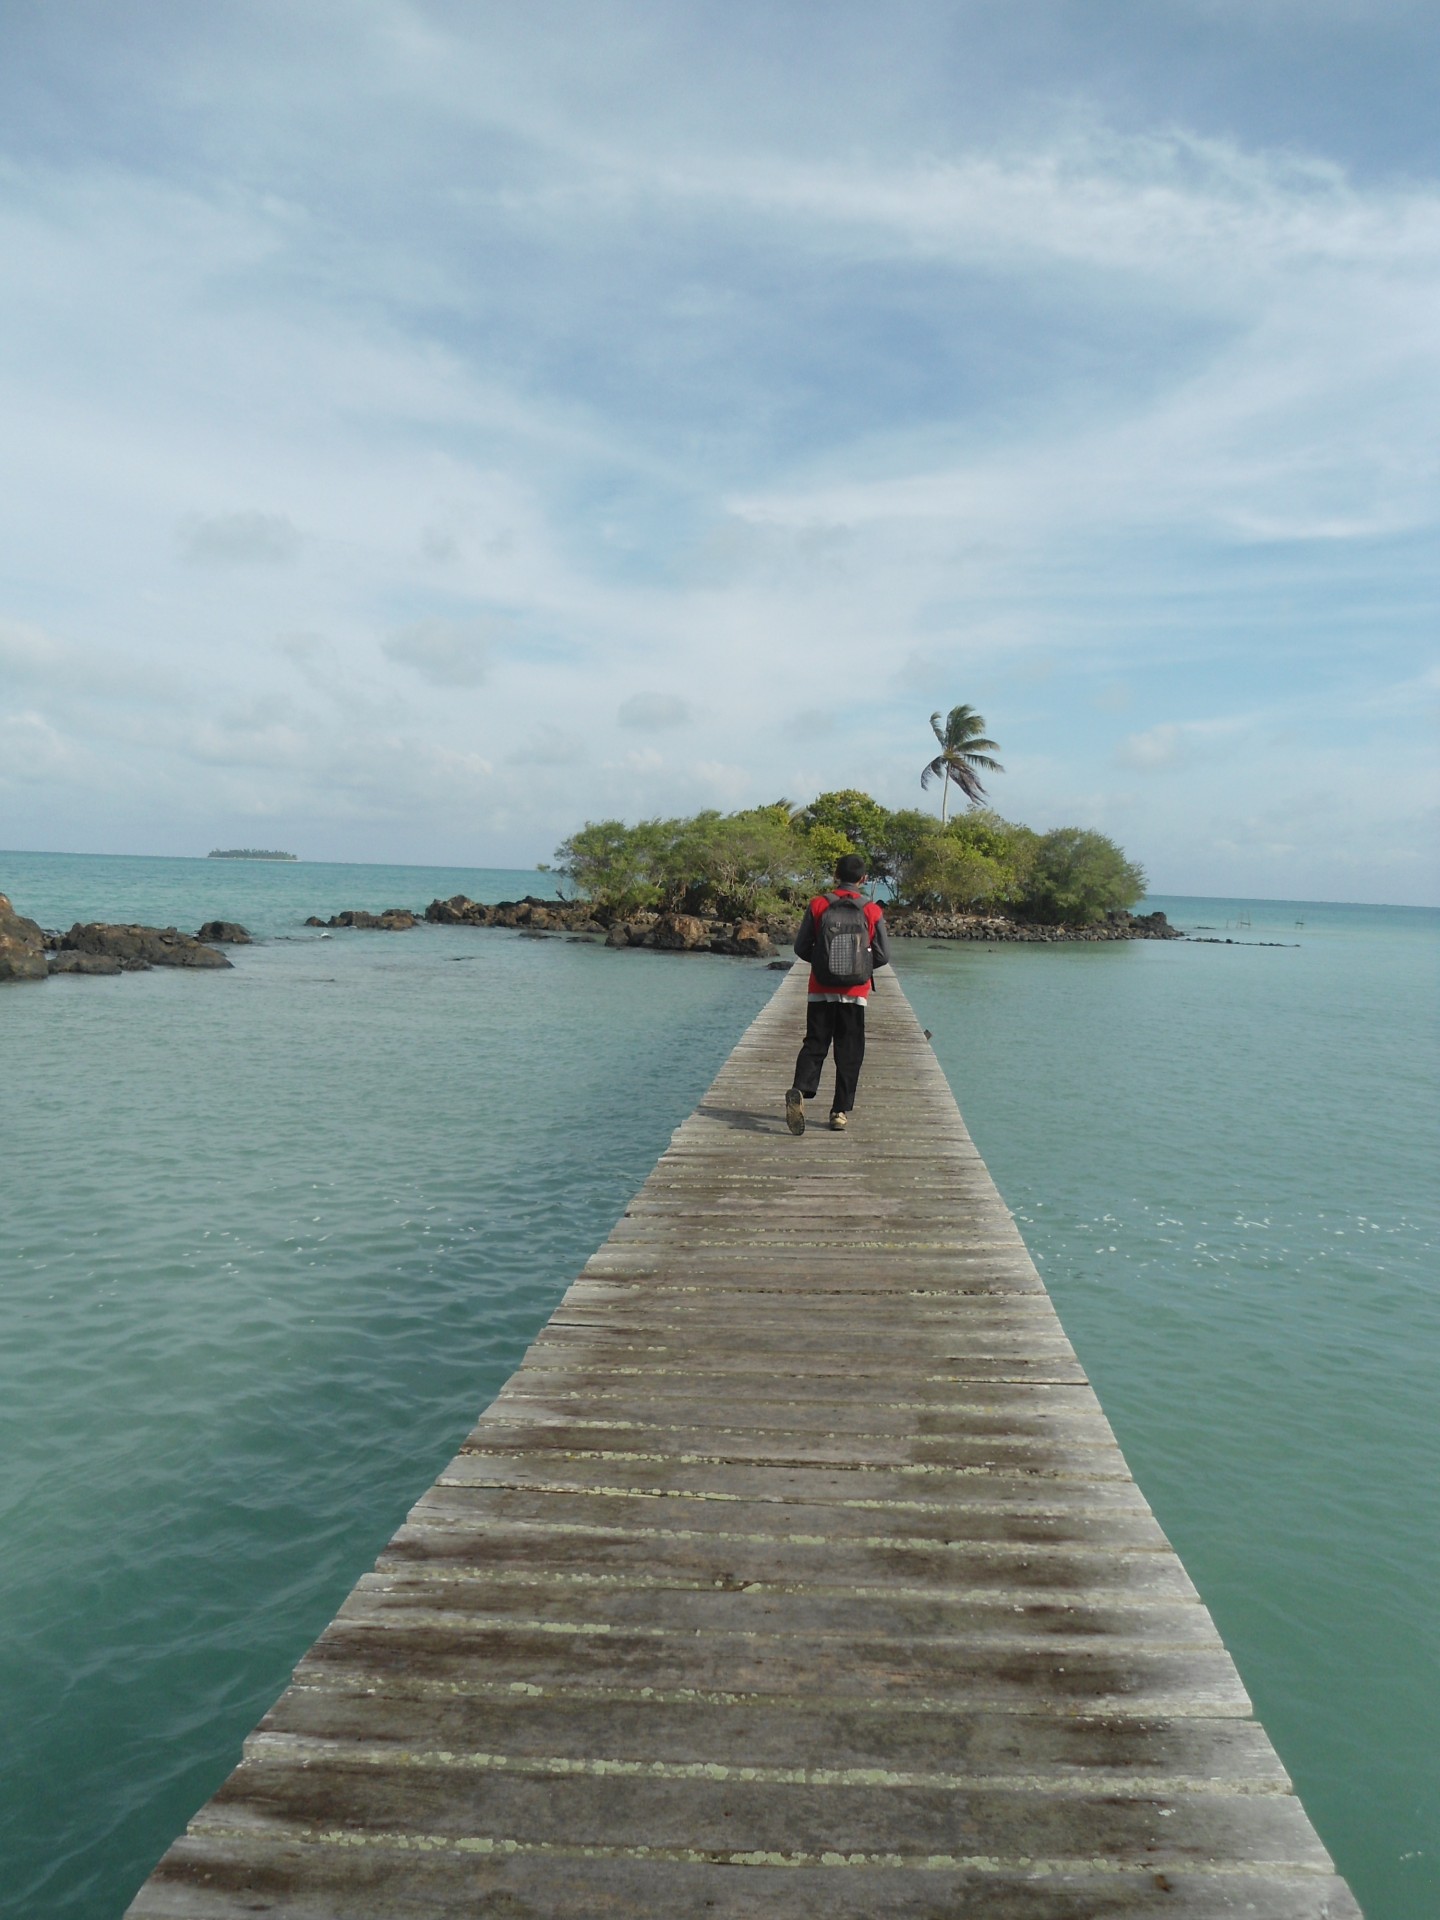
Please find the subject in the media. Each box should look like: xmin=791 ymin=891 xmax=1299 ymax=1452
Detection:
xmin=549 ymin=819 xmax=665 ymax=916
xmin=1017 ymin=827 xmax=1146 ymax=924
xmin=555 ymin=800 xmax=1145 ymax=927
xmin=801 ymin=790 xmax=892 ymax=876
xmin=872 ymin=808 xmax=940 ymax=901
xmin=904 ymin=836 xmax=1008 ymax=911
xmin=553 ymin=808 xmax=832 ymax=920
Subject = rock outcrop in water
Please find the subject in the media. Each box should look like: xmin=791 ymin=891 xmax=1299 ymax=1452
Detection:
xmin=304 ymin=908 xmax=417 ymax=931
xmin=0 ymin=893 xmax=48 ymax=982
xmin=422 ymin=896 xmax=775 ymax=956
xmin=195 ymin=920 xmax=252 ymax=944
xmin=58 ymin=924 xmax=232 ymax=969
xmin=47 ymin=951 xmax=124 ymax=975
xmin=884 ymin=906 xmax=1182 ymax=942
xmin=422 ymin=895 xmax=605 ymax=933
xmin=307 ymin=893 xmax=1181 ymax=956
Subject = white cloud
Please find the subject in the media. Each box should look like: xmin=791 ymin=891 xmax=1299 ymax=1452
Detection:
xmin=0 ymin=618 xmax=180 ymax=708
xmin=0 ymin=11 xmax=1434 ymax=896
xmin=178 ymin=511 xmax=303 ymax=566
xmin=0 ymin=710 xmax=82 ymax=783
xmin=507 ymin=730 xmax=586 ymax=766
xmin=381 ymin=618 xmax=496 ymax=687
xmin=187 ymin=698 xmax=312 ymax=768
xmin=617 ymin=692 xmax=692 ymax=729
xmin=1116 ymin=724 xmax=1187 ymax=771
xmin=0 ymin=619 xmax=67 ymax=682
xmin=1115 ymin=712 xmax=1267 ymax=773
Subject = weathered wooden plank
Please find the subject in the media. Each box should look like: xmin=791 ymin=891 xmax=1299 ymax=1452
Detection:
xmin=181 ymin=1764 xmax=1331 ymax=1869
xmin=130 ymin=1833 xmax=1361 ymax=1920
xmin=487 ymin=1365 xmax=1096 ymax=1411
xmin=334 ymin=1571 xmax=1224 ymax=1645
xmin=481 ymin=1381 xmax=1117 ymax=1436
xmin=381 ymin=1511 xmax=1204 ymax=1599
xmin=435 ymin=1455 xmax=1149 ymax=1513
xmin=515 ymin=1349 xmax=1093 ymax=1387
xmin=250 ymin=1693 xmax=1292 ymax=1781
xmin=125 ymin=967 xmax=1358 ymax=1918
xmin=460 ymin=1418 xmax=1131 ymax=1473
xmin=288 ymin=1599 xmax=1250 ymax=1699
xmin=547 ymin=1294 xmax=1065 ymax=1326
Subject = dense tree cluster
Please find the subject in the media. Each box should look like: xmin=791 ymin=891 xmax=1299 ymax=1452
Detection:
xmin=551 ymin=792 xmax=1146 ymax=926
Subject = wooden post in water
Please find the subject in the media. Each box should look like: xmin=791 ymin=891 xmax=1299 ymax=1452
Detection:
xmin=127 ymin=968 xmax=1361 ymax=1917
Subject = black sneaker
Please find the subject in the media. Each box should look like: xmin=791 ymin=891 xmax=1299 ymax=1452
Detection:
xmin=784 ymin=1088 xmax=805 ymax=1135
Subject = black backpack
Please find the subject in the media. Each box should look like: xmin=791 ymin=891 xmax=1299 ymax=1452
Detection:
xmin=813 ymin=892 xmax=873 ymax=989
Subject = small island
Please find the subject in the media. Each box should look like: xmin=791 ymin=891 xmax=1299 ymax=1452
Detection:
xmin=207 ymin=848 xmax=297 ymax=861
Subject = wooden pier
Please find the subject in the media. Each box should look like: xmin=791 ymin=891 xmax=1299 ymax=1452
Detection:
xmin=128 ymin=967 xmax=1359 ymax=1917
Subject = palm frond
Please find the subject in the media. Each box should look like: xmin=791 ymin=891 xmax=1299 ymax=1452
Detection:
xmin=945 ymin=762 xmax=988 ymax=802
xmin=923 ymin=705 xmax=1005 ymax=813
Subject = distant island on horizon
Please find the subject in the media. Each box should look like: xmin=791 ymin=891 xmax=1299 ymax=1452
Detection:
xmin=207 ymin=849 xmax=297 ymax=861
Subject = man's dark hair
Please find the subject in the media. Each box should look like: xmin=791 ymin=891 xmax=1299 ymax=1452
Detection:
xmin=835 ymin=852 xmax=867 ymax=885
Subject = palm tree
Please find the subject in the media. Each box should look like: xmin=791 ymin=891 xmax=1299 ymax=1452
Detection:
xmin=921 ymin=705 xmax=1004 ymax=823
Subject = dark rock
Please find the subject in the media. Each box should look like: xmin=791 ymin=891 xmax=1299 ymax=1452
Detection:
xmin=407 ymin=897 xmax=780 ymax=960
xmin=312 ymin=908 xmax=416 ymax=930
xmin=767 ymin=959 xmax=793 ymax=971
xmin=0 ymin=893 xmax=48 ymax=982
xmin=733 ymin=920 xmax=775 ymax=958
xmin=651 ymin=913 xmax=709 ymax=951
xmin=886 ymin=906 xmax=1184 ymax=943
xmin=60 ymin=923 xmax=231 ymax=969
xmin=425 ymin=895 xmax=494 ymax=926
xmin=196 ymin=920 xmax=252 ymax=944
xmin=47 ymin=950 xmax=123 ymax=975
xmin=708 ymin=920 xmax=774 ymax=957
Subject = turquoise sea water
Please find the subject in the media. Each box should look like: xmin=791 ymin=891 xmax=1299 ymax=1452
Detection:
xmin=2 ymin=852 xmax=1437 ymax=1919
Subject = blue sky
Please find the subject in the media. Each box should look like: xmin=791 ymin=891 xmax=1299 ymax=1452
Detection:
xmin=1 ymin=0 xmax=1436 ymax=902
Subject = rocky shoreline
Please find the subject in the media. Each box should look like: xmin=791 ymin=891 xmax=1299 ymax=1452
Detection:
xmin=0 ymin=893 xmax=247 ymax=981
xmin=887 ymin=906 xmax=1181 ymax=943
xmin=312 ymin=893 xmax=1183 ymax=950
xmin=0 ymin=887 xmax=1183 ymax=985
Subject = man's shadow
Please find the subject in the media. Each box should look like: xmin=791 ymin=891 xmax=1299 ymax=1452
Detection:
xmin=694 ymin=1104 xmax=786 ymax=1134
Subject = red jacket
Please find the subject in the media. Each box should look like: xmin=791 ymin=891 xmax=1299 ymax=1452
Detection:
xmin=793 ymin=890 xmax=891 ymax=1002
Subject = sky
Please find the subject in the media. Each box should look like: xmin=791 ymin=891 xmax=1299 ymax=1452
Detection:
xmin=1 ymin=0 xmax=1436 ymax=903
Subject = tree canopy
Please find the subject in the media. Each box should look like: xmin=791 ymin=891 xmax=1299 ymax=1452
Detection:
xmin=554 ymin=793 xmax=1145 ymax=926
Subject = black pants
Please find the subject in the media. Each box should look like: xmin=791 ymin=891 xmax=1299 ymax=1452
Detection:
xmin=793 ymin=1000 xmax=866 ymax=1113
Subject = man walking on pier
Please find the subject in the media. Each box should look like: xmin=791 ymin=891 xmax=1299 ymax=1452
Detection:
xmin=785 ymin=852 xmax=890 ymax=1134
